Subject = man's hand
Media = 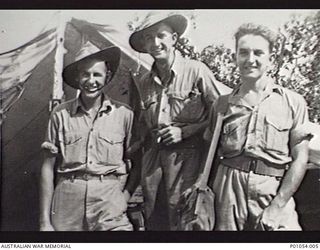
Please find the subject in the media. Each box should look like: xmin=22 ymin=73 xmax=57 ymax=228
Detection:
xmin=40 ymin=222 xmax=55 ymax=231
xmin=157 ymin=125 xmax=183 ymax=145
xmin=260 ymin=203 xmax=284 ymax=231
xmin=259 ymin=140 xmax=309 ymax=231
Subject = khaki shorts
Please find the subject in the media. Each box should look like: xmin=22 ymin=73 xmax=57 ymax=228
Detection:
xmin=213 ymin=164 xmax=301 ymax=231
xmin=51 ymin=177 xmax=133 ymax=231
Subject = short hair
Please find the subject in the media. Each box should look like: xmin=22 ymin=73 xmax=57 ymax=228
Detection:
xmin=234 ymin=23 xmax=278 ymax=52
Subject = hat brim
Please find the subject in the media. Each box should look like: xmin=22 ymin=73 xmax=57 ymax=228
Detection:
xmin=62 ymin=46 xmax=121 ymax=89
xmin=129 ymin=15 xmax=188 ymax=53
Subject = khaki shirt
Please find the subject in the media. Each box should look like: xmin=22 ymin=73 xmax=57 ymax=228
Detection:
xmin=205 ymin=77 xmax=309 ymax=165
xmin=136 ymin=52 xmax=221 ymax=137
xmin=41 ymin=95 xmax=133 ymax=175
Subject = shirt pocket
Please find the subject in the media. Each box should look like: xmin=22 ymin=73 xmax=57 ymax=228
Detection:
xmin=61 ymin=132 xmax=86 ymax=164
xmin=220 ymin=119 xmax=247 ymax=156
xmin=97 ymin=132 xmax=125 ymax=164
xmin=264 ymin=115 xmax=291 ymax=154
xmin=169 ymin=89 xmax=204 ymax=122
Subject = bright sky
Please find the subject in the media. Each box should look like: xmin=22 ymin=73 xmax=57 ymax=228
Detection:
xmin=0 ymin=9 xmax=316 ymax=54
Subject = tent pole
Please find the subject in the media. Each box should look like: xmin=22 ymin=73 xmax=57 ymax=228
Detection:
xmin=50 ymin=11 xmax=69 ymax=112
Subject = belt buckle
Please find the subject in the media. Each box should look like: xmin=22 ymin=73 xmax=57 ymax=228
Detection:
xmin=83 ymin=173 xmax=89 ymax=181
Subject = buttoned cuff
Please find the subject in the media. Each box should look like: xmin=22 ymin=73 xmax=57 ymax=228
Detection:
xmin=41 ymin=141 xmax=59 ymax=154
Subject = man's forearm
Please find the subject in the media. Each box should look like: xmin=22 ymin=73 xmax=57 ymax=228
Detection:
xmin=270 ymin=140 xmax=309 ymax=208
xmin=181 ymin=120 xmax=209 ymax=139
xmin=123 ymin=159 xmax=141 ymax=196
xmin=39 ymin=155 xmax=56 ymax=225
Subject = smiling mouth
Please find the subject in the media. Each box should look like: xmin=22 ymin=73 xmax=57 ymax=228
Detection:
xmin=244 ymin=65 xmax=258 ymax=69
xmin=152 ymin=48 xmax=163 ymax=54
xmin=244 ymin=68 xmax=258 ymax=73
xmin=83 ymin=86 xmax=102 ymax=93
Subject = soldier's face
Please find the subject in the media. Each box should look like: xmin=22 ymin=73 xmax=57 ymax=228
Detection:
xmin=236 ymin=34 xmax=272 ymax=81
xmin=78 ymin=61 xmax=109 ymax=99
xmin=142 ymin=23 xmax=178 ymax=61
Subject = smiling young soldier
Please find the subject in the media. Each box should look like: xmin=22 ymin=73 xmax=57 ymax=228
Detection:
xmin=39 ymin=43 xmax=134 ymax=231
xmin=129 ymin=13 xmax=227 ymax=230
xmin=204 ymin=23 xmax=310 ymax=230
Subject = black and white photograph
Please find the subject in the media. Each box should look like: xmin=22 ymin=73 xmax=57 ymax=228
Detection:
xmin=0 ymin=9 xmax=320 ymax=240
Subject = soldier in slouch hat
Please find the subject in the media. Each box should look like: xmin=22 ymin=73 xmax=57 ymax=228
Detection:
xmin=40 ymin=43 xmax=135 ymax=231
xmin=129 ymin=12 xmax=224 ymax=230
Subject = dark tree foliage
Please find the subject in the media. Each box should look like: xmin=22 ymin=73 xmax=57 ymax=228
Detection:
xmin=199 ymin=44 xmax=239 ymax=89
xmin=272 ymin=12 xmax=320 ymax=122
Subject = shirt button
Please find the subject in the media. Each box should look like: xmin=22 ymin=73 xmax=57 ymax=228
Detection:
xmin=162 ymin=108 xmax=167 ymax=112
xmin=89 ymin=161 xmax=92 ymax=164
xmin=220 ymin=156 xmax=224 ymax=160
xmin=89 ymin=145 xmax=93 ymax=149
xmin=90 ymin=128 xmax=93 ymax=132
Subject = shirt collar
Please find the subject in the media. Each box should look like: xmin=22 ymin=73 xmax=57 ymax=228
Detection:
xmin=228 ymin=76 xmax=284 ymax=106
xmin=262 ymin=76 xmax=284 ymax=95
xmin=150 ymin=51 xmax=184 ymax=85
xmin=70 ymin=94 xmax=113 ymax=116
xmin=100 ymin=96 xmax=113 ymax=114
xmin=70 ymin=98 xmax=82 ymax=115
xmin=171 ymin=52 xmax=184 ymax=76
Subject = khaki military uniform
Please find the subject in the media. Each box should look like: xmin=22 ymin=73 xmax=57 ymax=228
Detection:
xmin=204 ymin=77 xmax=309 ymax=230
xmin=42 ymin=95 xmax=133 ymax=231
xmin=136 ymin=53 xmax=221 ymax=230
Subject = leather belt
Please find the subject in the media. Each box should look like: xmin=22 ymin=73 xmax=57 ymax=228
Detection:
xmin=220 ymin=155 xmax=287 ymax=177
xmin=58 ymin=172 xmax=119 ymax=182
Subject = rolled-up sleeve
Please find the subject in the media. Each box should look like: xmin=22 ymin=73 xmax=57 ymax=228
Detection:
xmin=289 ymin=93 xmax=311 ymax=147
xmin=41 ymin=112 xmax=59 ymax=155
